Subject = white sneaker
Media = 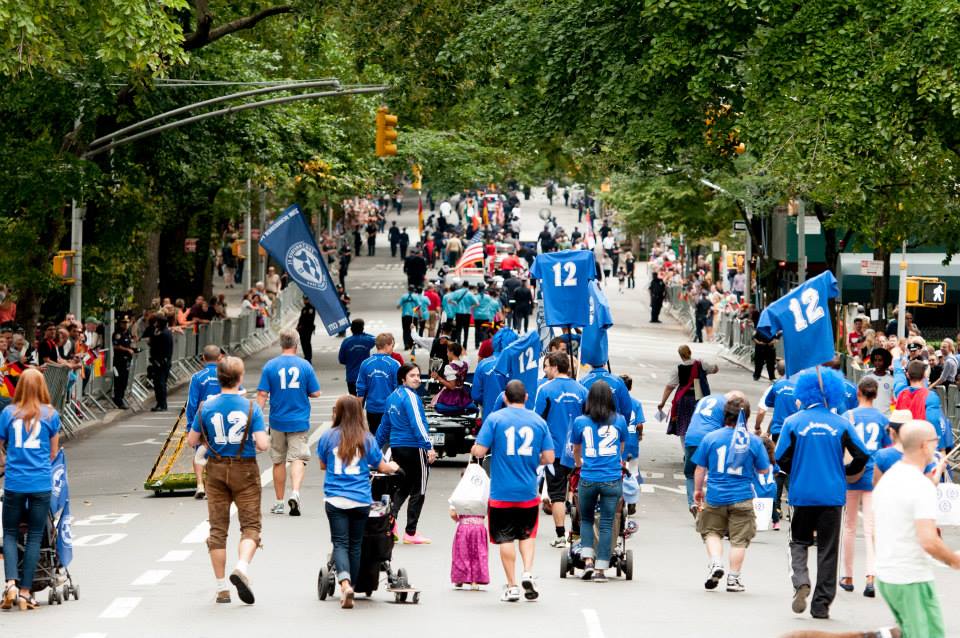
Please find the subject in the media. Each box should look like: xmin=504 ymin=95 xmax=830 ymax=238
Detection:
xmin=288 ymin=493 xmax=301 ymax=517
xmin=726 ymin=574 xmax=745 ymax=592
xmin=520 ymin=572 xmax=539 ymax=601
xmin=270 ymin=502 xmax=284 ymax=515
xmin=549 ymin=537 xmax=568 ymax=548
xmin=500 ymin=586 xmax=521 ymax=603
xmin=704 ymin=562 xmax=724 ymax=590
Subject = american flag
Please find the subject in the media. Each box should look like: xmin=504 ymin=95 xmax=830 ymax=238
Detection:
xmin=454 ymin=231 xmax=485 ymax=272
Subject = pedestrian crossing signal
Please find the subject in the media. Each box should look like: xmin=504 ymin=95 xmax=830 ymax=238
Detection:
xmin=52 ymin=250 xmax=76 ymax=284
xmin=922 ymin=280 xmax=946 ymax=305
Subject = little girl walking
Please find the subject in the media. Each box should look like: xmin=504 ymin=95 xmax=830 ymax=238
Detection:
xmin=448 ymin=462 xmax=490 ymax=589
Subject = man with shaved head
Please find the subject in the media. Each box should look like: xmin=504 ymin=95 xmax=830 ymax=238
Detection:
xmin=186 ymin=344 xmax=227 ymax=499
xmin=874 ymin=420 xmax=960 ymax=638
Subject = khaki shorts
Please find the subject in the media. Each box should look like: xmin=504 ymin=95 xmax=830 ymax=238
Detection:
xmin=696 ymin=499 xmax=756 ymax=548
xmin=269 ymin=430 xmax=311 ymax=465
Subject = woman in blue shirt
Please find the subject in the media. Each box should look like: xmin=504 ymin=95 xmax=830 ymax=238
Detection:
xmin=0 ymin=369 xmax=61 ymax=610
xmin=570 ymin=380 xmax=627 ymax=582
xmin=317 ymin=396 xmax=399 ymax=609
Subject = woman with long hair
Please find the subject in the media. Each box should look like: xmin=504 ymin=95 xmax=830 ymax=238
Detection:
xmin=0 ymin=369 xmax=61 ymax=610
xmin=570 ymin=380 xmax=628 ymax=582
xmin=316 ymin=396 xmax=398 ymax=608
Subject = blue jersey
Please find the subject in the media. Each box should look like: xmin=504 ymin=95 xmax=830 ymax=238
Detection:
xmin=530 ymin=249 xmax=597 ymax=327
xmin=397 ymin=293 xmax=421 ymax=317
xmin=494 ymin=330 xmax=542 ymax=409
xmin=757 ymin=271 xmax=839 ymax=376
xmin=417 ymin=294 xmax=429 ymax=319
xmin=476 ymin=406 xmax=553 ymax=502
xmin=316 ymin=429 xmax=383 ymax=504
xmin=873 ymin=446 xmax=902 ymax=474
xmin=534 ymin=377 xmax=588 ymax=467
xmin=472 ymin=357 xmax=507 ymax=423
xmin=764 ymin=376 xmax=800 ymax=436
xmin=442 ymin=290 xmax=461 ymax=319
xmin=683 ymin=393 xmax=727 ymax=449
xmin=338 ymin=333 xmax=376 ymax=383
xmin=580 ymin=369 xmax=632 ymax=421
xmin=775 ymin=406 xmax=870 ymax=506
xmin=456 ymin=291 xmax=478 ymax=315
xmin=845 ymin=406 xmax=891 ymax=491
xmin=189 ymin=393 xmax=265 ymax=459
xmin=186 ymin=363 xmax=222 ymax=426
xmin=0 ymin=405 xmax=61 ymax=493
xmin=376 ymin=386 xmax=431 ymax=449
xmin=257 ymin=354 xmax=320 ymax=432
xmin=753 ymin=462 xmax=779 ymax=499
xmin=356 ymin=353 xmax=400 ymax=413
xmin=571 ymin=414 xmax=628 ymax=482
xmin=473 ymin=295 xmax=500 ymax=320
xmin=580 ymin=281 xmax=613 ymax=367
xmin=692 ymin=427 xmax=770 ymax=506
xmin=840 ymin=380 xmax=858 ymax=413
xmin=625 ymin=398 xmax=645 ymax=459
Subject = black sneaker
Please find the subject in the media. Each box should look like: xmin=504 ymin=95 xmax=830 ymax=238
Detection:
xmin=288 ymin=494 xmax=301 ymax=517
xmin=863 ymin=582 xmax=876 ymax=598
xmin=591 ymin=571 xmax=608 ymax=583
xmin=229 ymin=569 xmax=255 ymax=605
xmin=811 ymin=607 xmax=829 ymax=620
xmin=581 ymin=561 xmax=595 ymax=580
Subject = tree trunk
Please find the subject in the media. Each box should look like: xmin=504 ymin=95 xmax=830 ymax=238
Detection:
xmin=137 ymin=231 xmax=162 ymax=310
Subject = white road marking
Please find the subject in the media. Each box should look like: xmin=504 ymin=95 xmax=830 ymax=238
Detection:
xmin=73 ymin=533 xmax=127 ymax=547
xmin=157 ymin=550 xmax=192 ymax=562
xmin=122 ymin=438 xmax=162 ymax=446
xmin=181 ymin=521 xmax=210 ymax=544
xmin=131 ymin=569 xmax=171 ymax=586
xmin=99 ymin=597 xmax=142 ymax=619
xmin=74 ymin=513 xmax=139 ymax=526
xmin=307 ymin=420 xmax=332 ymax=446
xmin=73 ymin=634 xmax=107 ymax=638
xmin=640 ymin=484 xmax=686 ymax=494
xmin=640 ymin=471 xmax=664 ymax=479
xmin=582 ymin=608 xmax=606 ymax=638
xmin=673 ymin=473 xmax=686 ymax=480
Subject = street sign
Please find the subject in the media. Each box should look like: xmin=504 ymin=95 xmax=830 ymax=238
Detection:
xmin=922 ymin=280 xmax=946 ymax=305
xmin=859 ymin=259 xmax=883 ymax=277
xmin=183 ymin=238 xmax=197 ymax=253
xmin=732 ymin=220 xmax=747 ymax=232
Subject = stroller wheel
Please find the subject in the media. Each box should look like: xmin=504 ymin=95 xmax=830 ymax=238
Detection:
xmin=560 ymin=551 xmax=569 ymax=579
xmin=318 ymin=567 xmax=329 ymax=600
xmin=62 ymin=585 xmax=70 ymax=602
xmin=624 ymin=550 xmax=634 ymax=581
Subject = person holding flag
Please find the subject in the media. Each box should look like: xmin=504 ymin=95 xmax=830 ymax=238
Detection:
xmin=494 ymin=330 xmax=542 ymax=409
xmin=691 ymin=395 xmax=770 ymax=593
xmin=472 ymin=328 xmax=518 ymax=424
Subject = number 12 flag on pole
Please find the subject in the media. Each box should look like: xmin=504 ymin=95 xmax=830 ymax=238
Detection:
xmin=494 ymin=330 xmax=542 ymax=408
xmin=757 ymin=270 xmax=840 ymax=376
xmin=530 ymin=249 xmax=597 ymax=327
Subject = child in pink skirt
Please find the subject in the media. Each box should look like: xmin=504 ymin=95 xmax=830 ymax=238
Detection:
xmin=449 ymin=503 xmax=489 ymax=589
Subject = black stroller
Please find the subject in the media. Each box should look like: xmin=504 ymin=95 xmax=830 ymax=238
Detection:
xmin=18 ymin=513 xmax=79 ymax=605
xmin=559 ymin=468 xmax=634 ymax=580
xmin=317 ymin=472 xmax=420 ymax=604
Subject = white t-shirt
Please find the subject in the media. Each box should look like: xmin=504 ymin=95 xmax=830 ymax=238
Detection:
xmin=873 ymin=462 xmax=938 ymax=584
xmin=864 ymin=371 xmax=895 ymax=414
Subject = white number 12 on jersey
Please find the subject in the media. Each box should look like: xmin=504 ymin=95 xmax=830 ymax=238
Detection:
xmin=787 ymin=288 xmax=825 ymax=332
xmin=551 ymin=261 xmax=577 ymax=287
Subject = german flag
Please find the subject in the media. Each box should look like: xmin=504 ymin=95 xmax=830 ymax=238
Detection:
xmin=0 ymin=375 xmax=14 ymax=398
xmin=94 ymin=351 xmax=107 ymax=377
xmin=2 ymin=361 xmax=25 ymax=378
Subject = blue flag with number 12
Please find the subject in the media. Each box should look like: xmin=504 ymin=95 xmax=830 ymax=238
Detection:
xmin=757 ymin=271 xmax=839 ymax=376
xmin=494 ymin=330 xmax=542 ymax=409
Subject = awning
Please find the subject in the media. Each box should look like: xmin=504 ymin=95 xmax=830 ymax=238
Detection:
xmin=837 ymin=252 xmax=960 ymax=300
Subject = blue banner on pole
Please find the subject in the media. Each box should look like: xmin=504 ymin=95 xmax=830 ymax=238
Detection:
xmin=260 ymin=204 xmax=349 ymax=336
xmin=50 ymin=450 xmax=73 ymax=567
xmin=580 ymin=281 xmax=613 ymax=367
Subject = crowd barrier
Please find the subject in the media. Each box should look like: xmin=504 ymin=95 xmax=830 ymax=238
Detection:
xmin=53 ymin=283 xmax=303 ymax=437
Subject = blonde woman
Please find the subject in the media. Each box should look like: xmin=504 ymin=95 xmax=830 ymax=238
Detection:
xmin=0 ymin=369 xmax=61 ymax=610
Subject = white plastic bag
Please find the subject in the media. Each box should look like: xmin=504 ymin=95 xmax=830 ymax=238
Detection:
xmin=448 ymin=463 xmax=490 ymax=516
xmin=753 ymin=497 xmax=773 ymax=531
xmin=936 ymin=483 xmax=960 ymax=527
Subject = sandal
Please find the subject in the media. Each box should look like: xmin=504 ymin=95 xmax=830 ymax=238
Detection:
xmin=1 ymin=585 xmax=16 ymax=610
xmin=18 ymin=594 xmax=38 ymax=610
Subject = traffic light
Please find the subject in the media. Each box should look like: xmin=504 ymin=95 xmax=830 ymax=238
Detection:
xmin=922 ymin=280 xmax=946 ymax=305
xmin=411 ymin=164 xmax=422 ymax=190
xmin=53 ymin=250 xmax=76 ymax=284
xmin=375 ymin=106 xmax=398 ymax=157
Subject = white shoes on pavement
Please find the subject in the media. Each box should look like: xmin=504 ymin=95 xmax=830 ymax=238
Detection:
xmin=500 ymin=586 xmax=521 ymax=602
xmin=520 ymin=572 xmax=539 ymax=600
xmin=270 ymin=502 xmax=284 ymax=515
xmin=704 ymin=561 xmax=724 ymax=590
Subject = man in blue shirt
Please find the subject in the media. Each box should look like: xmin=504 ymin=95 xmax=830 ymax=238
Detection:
xmin=535 ymin=352 xmax=587 ymax=547
xmin=356 ymin=333 xmax=400 ymax=434
xmin=397 ymin=286 xmax=422 ymax=350
xmin=257 ymin=330 xmax=322 ymax=517
xmin=185 ymin=345 xmax=225 ymax=500
xmin=472 ymin=380 xmax=555 ymax=603
xmin=337 ymin=318 xmax=376 ymax=396
xmin=454 ymin=284 xmax=479 ymax=350
xmin=186 ymin=356 xmax=269 ymax=605
xmin=580 ymin=365 xmax=632 ymax=421
xmin=472 ymin=287 xmax=502 ymax=349
xmin=775 ymin=368 xmax=871 ymax=619
xmin=472 ymin=328 xmax=518 ymax=424
xmin=692 ymin=396 xmax=770 ymax=593
xmin=682 ymin=392 xmax=728 ymax=514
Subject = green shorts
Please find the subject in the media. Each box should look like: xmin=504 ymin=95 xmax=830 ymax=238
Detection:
xmin=877 ymin=579 xmax=945 ymax=638
xmin=696 ymin=499 xmax=756 ymax=548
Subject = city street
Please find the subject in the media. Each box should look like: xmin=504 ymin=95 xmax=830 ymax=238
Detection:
xmin=13 ymin=192 xmax=960 ymax=638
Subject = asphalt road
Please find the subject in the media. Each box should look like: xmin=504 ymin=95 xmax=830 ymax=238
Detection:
xmin=6 ymin=189 xmax=960 ymax=638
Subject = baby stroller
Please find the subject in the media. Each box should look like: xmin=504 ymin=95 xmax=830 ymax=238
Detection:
xmin=559 ymin=468 xmax=635 ymax=580
xmin=317 ymin=472 xmax=420 ymax=604
xmin=18 ymin=514 xmax=79 ymax=605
